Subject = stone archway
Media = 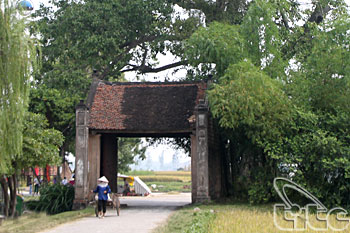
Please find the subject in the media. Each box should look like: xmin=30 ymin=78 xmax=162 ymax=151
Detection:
xmin=73 ymin=79 xmax=224 ymax=209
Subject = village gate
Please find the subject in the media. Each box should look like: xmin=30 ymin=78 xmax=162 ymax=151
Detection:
xmin=73 ymin=79 xmax=224 ymax=209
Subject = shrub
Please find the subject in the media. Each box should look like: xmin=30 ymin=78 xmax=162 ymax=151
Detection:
xmin=26 ymin=183 xmax=75 ymax=215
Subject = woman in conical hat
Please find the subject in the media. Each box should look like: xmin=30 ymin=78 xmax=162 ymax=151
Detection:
xmin=91 ymin=176 xmax=111 ymax=218
xmin=98 ymin=176 xmax=109 ymax=183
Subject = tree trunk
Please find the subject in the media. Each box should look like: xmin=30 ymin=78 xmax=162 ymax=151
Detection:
xmin=59 ymin=146 xmax=66 ymax=181
xmin=11 ymin=174 xmax=17 ymax=217
xmin=229 ymin=142 xmax=235 ymax=193
xmin=8 ymin=174 xmax=17 ymax=217
xmin=0 ymin=176 xmax=9 ymax=217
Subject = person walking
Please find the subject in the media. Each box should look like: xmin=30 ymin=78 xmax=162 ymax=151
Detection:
xmin=34 ymin=177 xmax=40 ymax=195
xmin=27 ymin=175 xmax=32 ymax=195
xmin=61 ymin=177 xmax=68 ymax=185
xmin=91 ymin=176 xmax=111 ymax=219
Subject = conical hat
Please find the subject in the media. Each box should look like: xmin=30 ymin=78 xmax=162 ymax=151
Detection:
xmin=98 ymin=176 xmax=109 ymax=183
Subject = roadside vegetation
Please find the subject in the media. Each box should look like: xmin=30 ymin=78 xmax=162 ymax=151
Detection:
xmin=127 ymin=171 xmax=191 ymax=193
xmin=154 ymin=203 xmax=349 ymax=233
xmin=0 ymin=207 xmax=94 ymax=233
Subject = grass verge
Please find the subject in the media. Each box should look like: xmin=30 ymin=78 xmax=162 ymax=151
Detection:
xmin=153 ymin=204 xmax=215 ymax=233
xmin=0 ymin=207 xmax=94 ymax=233
xmin=153 ymin=203 xmax=349 ymax=233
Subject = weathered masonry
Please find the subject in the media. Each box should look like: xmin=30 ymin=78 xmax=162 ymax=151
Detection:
xmin=73 ymin=79 xmax=224 ymax=209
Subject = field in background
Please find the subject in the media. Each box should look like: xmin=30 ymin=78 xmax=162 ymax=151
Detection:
xmin=127 ymin=171 xmax=191 ymax=193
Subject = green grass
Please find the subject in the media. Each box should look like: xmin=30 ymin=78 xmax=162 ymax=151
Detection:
xmin=153 ymin=203 xmax=350 ymax=233
xmin=127 ymin=170 xmax=156 ymax=176
xmin=127 ymin=170 xmax=191 ymax=177
xmin=0 ymin=207 xmax=94 ymax=233
xmin=138 ymin=176 xmax=184 ymax=182
xmin=146 ymin=181 xmax=191 ymax=193
xmin=153 ymin=204 xmax=215 ymax=233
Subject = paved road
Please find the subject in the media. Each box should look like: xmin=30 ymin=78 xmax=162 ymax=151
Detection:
xmin=40 ymin=193 xmax=191 ymax=233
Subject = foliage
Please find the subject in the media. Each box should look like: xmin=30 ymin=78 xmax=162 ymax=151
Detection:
xmin=0 ymin=0 xmax=38 ymax=173
xmin=183 ymin=0 xmax=350 ymax=207
xmin=0 ymin=0 xmax=40 ymax=218
xmin=26 ymin=184 xmax=75 ymax=215
xmin=146 ymin=137 xmax=191 ymax=154
xmin=29 ymin=82 xmax=87 ymax=155
xmin=28 ymin=0 xmax=199 ymax=164
xmin=185 ymin=22 xmax=245 ymax=78
xmin=209 ymin=60 xmax=292 ymax=143
xmin=31 ymin=0 xmax=198 ymax=78
xmin=169 ymin=0 xmax=249 ymax=25
xmin=17 ymin=112 xmax=63 ymax=169
xmin=118 ymin=138 xmax=146 ymax=173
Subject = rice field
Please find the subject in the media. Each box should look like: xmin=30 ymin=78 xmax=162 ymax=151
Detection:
xmin=127 ymin=170 xmax=191 ymax=193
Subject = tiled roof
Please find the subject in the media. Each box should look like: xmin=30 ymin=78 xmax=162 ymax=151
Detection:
xmin=87 ymin=81 xmax=207 ymax=132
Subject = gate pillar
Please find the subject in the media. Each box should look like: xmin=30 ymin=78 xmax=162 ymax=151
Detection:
xmin=101 ymin=135 xmax=118 ymax=193
xmin=194 ymin=99 xmax=210 ymax=202
xmin=73 ymin=101 xmax=89 ymax=209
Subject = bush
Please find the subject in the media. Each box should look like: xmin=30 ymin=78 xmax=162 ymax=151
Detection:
xmin=26 ymin=184 xmax=75 ymax=215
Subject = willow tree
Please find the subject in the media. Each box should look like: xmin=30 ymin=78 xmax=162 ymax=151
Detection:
xmin=0 ymin=0 xmax=37 ymax=217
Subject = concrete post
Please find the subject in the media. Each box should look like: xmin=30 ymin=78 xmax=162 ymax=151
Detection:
xmin=73 ymin=100 xmax=89 ymax=210
xmin=195 ymin=99 xmax=210 ymax=202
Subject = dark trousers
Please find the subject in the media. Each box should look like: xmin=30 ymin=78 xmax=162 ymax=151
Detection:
xmin=34 ymin=184 xmax=39 ymax=194
xmin=98 ymin=200 xmax=107 ymax=213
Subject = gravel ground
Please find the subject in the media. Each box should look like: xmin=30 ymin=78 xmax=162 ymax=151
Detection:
xmin=39 ymin=193 xmax=191 ymax=233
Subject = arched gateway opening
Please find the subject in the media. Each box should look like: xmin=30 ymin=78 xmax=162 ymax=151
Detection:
xmin=73 ymin=79 xmax=224 ymax=209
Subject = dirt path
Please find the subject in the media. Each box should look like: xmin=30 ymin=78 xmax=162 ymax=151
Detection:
xmin=40 ymin=193 xmax=191 ymax=233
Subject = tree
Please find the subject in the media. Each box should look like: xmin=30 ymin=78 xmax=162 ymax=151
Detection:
xmin=28 ymin=0 xmax=202 ymax=172
xmin=0 ymin=0 xmax=37 ymax=174
xmin=0 ymin=112 xmax=63 ymax=217
xmin=0 ymin=0 xmax=39 ymax=218
xmin=170 ymin=0 xmax=249 ymax=24
xmin=184 ymin=0 xmax=350 ymax=206
xmin=20 ymin=112 xmax=63 ymax=169
xmin=118 ymin=138 xmax=146 ymax=173
xmin=31 ymin=0 xmax=200 ymax=78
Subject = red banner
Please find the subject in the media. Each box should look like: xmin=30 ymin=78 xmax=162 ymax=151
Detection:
xmin=46 ymin=165 xmax=50 ymax=182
